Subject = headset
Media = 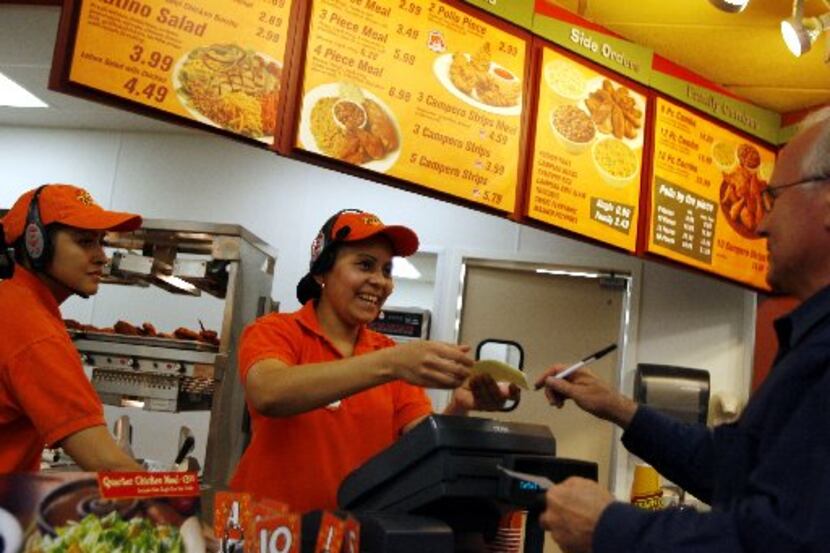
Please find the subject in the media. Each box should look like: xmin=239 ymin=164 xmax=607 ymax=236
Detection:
xmin=310 ymin=208 xmax=364 ymax=275
xmin=0 ymin=225 xmax=13 ymax=279
xmin=24 ymin=185 xmax=51 ymax=271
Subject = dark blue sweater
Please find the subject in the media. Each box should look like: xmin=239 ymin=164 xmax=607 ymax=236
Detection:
xmin=594 ymin=286 xmax=830 ymax=552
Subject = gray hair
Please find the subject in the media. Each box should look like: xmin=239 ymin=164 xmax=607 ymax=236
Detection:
xmin=800 ymin=108 xmax=830 ymax=178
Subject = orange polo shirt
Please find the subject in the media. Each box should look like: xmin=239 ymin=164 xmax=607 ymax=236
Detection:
xmin=230 ymin=301 xmax=433 ymax=512
xmin=0 ymin=267 xmax=105 ymax=473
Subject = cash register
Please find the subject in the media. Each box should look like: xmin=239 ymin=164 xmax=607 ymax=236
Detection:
xmin=338 ymin=415 xmax=597 ymax=552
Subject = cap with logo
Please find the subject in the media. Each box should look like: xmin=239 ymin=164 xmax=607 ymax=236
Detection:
xmin=296 ymin=209 xmax=419 ymax=304
xmin=2 ymin=184 xmax=142 ymax=247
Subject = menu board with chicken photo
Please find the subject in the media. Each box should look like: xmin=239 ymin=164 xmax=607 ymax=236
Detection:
xmin=646 ymin=97 xmax=775 ymax=289
xmin=527 ymin=46 xmax=646 ymax=251
xmin=57 ymin=0 xmax=294 ymax=145
xmin=295 ymin=0 xmax=529 ymax=212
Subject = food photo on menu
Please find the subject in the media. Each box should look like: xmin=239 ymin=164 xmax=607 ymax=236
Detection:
xmin=299 ymin=81 xmax=401 ymax=171
xmin=433 ymin=41 xmax=523 ymax=115
xmin=174 ymin=43 xmax=282 ymax=142
xmin=716 ymin=141 xmax=772 ymax=239
xmin=0 ymin=473 xmax=207 ymax=553
xmin=542 ymin=57 xmax=644 ymax=188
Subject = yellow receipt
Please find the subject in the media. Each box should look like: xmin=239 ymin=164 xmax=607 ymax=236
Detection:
xmin=471 ymin=360 xmax=529 ymax=390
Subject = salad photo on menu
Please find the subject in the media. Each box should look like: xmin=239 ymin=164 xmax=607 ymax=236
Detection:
xmin=174 ymin=43 xmax=282 ymax=142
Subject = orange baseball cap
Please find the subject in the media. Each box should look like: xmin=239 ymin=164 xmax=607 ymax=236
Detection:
xmin=297 ymin=210 xmax=419 ymax=304
xmin=309 ymin=209 xmax=419 ymax=268
xmin=2 ymin=184 xmax=142 ymax=245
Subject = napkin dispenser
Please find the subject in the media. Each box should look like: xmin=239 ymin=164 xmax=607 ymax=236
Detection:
xmin=634 ymin=364 xmax=710 ymax=425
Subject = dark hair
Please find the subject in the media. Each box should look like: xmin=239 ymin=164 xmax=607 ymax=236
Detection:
xmin=296 ymin=242 xmax=342 ymax=304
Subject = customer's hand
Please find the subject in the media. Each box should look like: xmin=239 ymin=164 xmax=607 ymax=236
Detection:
xmin=534 ymin=365 xmax=638 ymax=428
xmin=539 ymin=477 xmax=614 ymax=553
xmin=446 ymin=373 xmax=520 ymax=415
xmin=389 ymin=340 xmax=473 ymax=389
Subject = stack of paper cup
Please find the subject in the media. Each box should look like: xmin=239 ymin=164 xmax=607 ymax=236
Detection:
xmin=630 ymin=464 xmax=663 ymax=511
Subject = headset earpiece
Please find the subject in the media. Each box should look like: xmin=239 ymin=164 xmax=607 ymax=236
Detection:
xmin=310 ymin=209 xmax=363 ymax=274
xmin=24 ymin=186 xmax=50 ymax=271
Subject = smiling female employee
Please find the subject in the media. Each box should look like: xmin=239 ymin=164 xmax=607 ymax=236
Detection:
xmin=231 ymin=210 xmax=518 ymax=512
xmin=0 ymin=184 xmax=143 ymax=473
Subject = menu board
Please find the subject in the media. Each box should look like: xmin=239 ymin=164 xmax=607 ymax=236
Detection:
xmin=646 ymin=97 xmax=775 ymax=289
xmin=527 ymin=46 xmax=647 ymax=251
xmin=295 ymin=0 xmax=528 ymax=212
xmin=65 ymin=0 xmax=293 ymax=144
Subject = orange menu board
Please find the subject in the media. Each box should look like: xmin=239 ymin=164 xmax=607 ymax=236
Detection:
xmin=647 ymin=97 xmax=775 ymax=289
xmin=527 ymin=47 xmax=647 ymax=251
xmin=295 ymin=0 xmax=528 ymax=212
xmin=66 ymin=0 xmax=292 ymax=144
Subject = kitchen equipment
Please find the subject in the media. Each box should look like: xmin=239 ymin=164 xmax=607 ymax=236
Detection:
xmin=69 ymin=219 xmax=277 ymax=488
xmin=634 ymin=364 xmax=711 ymax=425
xmin=175 ymin=434 xmax=195 ymax=465
xmin=112 ymin=415 xmax=134 ymax=458
xmin=368 ymin=307 xmax=430 ymax=343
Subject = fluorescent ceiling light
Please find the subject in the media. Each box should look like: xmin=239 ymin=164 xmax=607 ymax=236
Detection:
xmin=393 ymin=257 xmax=421 ymax=280
xmin=708 ymin=0 xmax=750 ymax=13
xmin=0 ymin=72 xmax=47 ymax=108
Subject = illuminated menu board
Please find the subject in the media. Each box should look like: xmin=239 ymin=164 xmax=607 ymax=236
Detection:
xmin=295 ymin=0 xmax=528 ymax=212
xmin=527 ymin=47 xmax=646 ymax=251
xmin=647 ymin=97 xmax=775 ymax=289
xmin=65 ymin=0 xmax=293 ymax=144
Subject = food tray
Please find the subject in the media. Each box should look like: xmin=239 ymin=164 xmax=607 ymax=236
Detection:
xmin=68 ymin=330 xmax=219 ymax=353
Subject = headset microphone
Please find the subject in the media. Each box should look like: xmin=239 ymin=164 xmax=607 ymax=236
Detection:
xmin=23 ymin=186 xmax=90 ymax=299
xmin=0 ymin=225 xmax=14 ymax=279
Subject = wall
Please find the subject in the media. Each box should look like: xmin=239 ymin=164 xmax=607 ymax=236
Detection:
xmin=0 ymin=125 xmax=756 ymax=494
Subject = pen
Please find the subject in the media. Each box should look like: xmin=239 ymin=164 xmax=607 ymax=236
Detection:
xmin=534 ymin=343 xmax=618 ymax=390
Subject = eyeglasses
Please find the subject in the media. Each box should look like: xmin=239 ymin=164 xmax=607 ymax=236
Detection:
xmin=760 ymin=176 xmax=829 ymax=213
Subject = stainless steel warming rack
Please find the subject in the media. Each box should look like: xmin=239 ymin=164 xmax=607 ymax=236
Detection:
xmin=70 ymin=219 xmax=277 ymax=489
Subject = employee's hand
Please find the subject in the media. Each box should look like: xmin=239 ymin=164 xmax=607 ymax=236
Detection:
xmin=535 ymin=365 xmax=638 ymax=428
xmin=390 ymin=340 xmax=473 ymax=389
xmin=445 ymin=373 xmax=520 ymax=415
xmin=539 ymin=477 xmax=614 ymax=553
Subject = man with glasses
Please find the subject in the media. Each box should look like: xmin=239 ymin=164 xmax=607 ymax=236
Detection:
xmin=535 ymin=114 xmax=830 ymax=552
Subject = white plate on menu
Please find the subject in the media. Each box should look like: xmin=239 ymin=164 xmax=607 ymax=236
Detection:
xmin=433 ymin=53 xmax=522 ymax=117
xmin=0 ymin=507 xmax=22 ymax=553
xmin=298 ymin=82 xmax=402 ymax=174
xmin=581 ymin=76 xmax=646 ymax=149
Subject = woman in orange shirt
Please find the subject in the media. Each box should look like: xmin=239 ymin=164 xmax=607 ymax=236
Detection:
xmin=231 ymin=209 xmax=518 ymax=511
xmin=0 ymin=184 xmax=143 ymax=473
